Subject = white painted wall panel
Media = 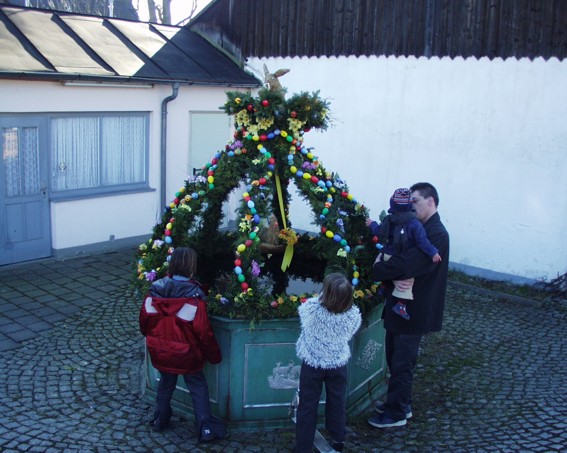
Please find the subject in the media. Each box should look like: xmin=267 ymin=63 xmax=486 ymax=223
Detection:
xmin=247 ymin=56 xmax=567 ymax=281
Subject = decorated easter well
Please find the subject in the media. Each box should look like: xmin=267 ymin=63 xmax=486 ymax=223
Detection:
xmin=134 ymin=69 xmax=387 ymax=428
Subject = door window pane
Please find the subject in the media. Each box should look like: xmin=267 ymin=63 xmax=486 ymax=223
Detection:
xmin=2 ymin=126 xmax=40 ymax=197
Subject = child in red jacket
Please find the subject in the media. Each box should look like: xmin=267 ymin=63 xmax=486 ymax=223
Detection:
xmin=139 ymin=247 xmax=225 ymax=442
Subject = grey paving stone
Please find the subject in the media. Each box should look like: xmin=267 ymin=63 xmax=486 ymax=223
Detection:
xmin=25 ymin=289 xmax=49 ymax=298
xmin=34 ymin=294 xmax=60 ymax=304
xmin=42 ymin=313 xmax=68 ymax=324
xmin=0 ymin=337 xmax=20 ymax=351
xmin=2 ymin=308 xmax=29 ymax=319
xmin=0 ymin=322 xmax=25 ymax=334
xmin=26 ymin=321 xmax=54 ymax=333
xmin=53 ymin=305 xmax=81 ymax=315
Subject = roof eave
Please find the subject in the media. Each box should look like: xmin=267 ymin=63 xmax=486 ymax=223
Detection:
xmin=0 ymin=71 xmax=261 ymax=88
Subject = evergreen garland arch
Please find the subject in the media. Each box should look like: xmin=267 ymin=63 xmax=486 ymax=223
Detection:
xmin=134 ymin=79 xmax=382 ymax=322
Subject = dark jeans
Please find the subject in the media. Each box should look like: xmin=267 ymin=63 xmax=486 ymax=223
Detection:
xmin=155 ymin=370 xmax=211 ymax=428
xmin=384 ymin=330 xmax=422 ymax=420
xmin=295 ymin=362 xmax=347 ymax=453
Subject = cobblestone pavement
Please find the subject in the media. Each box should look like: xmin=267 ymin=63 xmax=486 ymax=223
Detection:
xmin=0 ymin=249 xmax=566 ymax=452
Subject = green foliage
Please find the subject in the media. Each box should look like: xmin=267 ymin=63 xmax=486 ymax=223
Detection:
xmin=133 ymin=85 xmax=382 ymax=322
xmin=221 ymin=88 xmax=331 ymax=133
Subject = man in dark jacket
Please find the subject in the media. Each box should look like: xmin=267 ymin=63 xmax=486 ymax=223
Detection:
xmin=368 ymin=182 xmax=450 ymax=428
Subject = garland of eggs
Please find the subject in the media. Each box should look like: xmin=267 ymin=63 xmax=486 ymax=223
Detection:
xmin=212 ymin=125 xmax=362 ymax=293
xmin=153 ymin=102 xmax=371 ymax=301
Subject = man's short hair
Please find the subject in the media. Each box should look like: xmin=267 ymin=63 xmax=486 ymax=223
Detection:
xmin=410 ymin=182 xmax=439 ymax=207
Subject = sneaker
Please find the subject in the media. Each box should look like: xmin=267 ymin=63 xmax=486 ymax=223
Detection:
xmin=200 ymin=427 xmax=215 ymax=442
xmin=374 ymin=402 xmax=413 ymax=419
xmin=368 ymin=412 xmax=407 ymax=428
xmin=331 ymin=441 xmax=344 ymax=452
xmin=149 ymin=417 xmax=169 ymax=432
xmin=392 ymin=302 xmax=410 ymax=320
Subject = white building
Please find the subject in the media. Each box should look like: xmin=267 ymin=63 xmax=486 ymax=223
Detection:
xmin=0 ymin=5 xmax=259 ymax=265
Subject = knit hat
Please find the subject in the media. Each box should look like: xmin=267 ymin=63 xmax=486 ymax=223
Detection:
xmin=388 ymin=188 xmax=412 ymax=213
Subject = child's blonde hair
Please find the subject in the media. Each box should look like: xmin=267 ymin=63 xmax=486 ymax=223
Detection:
xmin=320 ymin=273 xmax=354 ymax=314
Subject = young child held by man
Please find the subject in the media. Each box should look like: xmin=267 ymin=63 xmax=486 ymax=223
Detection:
xmin=139 ymin=247 xmax=226 ymax=442
xmin=294 ymin=273 xmax=362 ymax=453
xmin=369 ymin=188 xmax=441 ymax=320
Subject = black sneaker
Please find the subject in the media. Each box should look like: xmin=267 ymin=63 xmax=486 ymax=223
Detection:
xmin=149 ymin=417 xmax=169 ymax=432
xmin=368 ymin=412 xmax=407 ymax=428
xmin=200 ymin=427 xmax=215 ymax=442
xmin=374 ymin=402 xmax=413 ymax=419
xmin=331 ymin=441 xmax=344 ymax=452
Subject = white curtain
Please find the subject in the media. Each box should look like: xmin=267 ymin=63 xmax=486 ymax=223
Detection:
xmin=51 ymin=117 xmax=99 ymax=191
xmin=2 ymin=126 xmax=39 ymax=197
xmin=102 ymin=116 xmax=145 ymax=186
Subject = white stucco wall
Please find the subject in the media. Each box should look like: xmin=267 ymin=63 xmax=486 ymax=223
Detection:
xmin=1 ymin=80 xmax=233 ymax=251
xmin=247 ymin=56 xmax=567 ymax=282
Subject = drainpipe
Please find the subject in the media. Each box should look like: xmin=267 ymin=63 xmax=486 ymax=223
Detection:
xmin=160 ymin=82 xmax=180 ymax=213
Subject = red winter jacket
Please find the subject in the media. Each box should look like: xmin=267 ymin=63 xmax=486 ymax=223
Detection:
xmin=139 ymin=278 xmax=221 ymax=374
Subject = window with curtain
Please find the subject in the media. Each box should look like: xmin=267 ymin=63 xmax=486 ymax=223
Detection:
xmin=50 ymin=113 xmax=148 ymax=195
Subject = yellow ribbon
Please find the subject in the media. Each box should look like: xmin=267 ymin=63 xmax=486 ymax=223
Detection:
xmin=275 ymin=172 xmax=294 ymax=271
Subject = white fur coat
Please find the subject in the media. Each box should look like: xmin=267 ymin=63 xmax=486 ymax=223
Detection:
xmin=295 ymin=297 xmax=362 ymax=369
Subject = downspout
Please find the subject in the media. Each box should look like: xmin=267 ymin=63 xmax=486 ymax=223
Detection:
xmin=160 ymin=82 xmax=180 ymax=212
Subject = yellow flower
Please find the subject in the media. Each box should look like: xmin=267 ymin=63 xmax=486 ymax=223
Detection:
xmin=354 ymin=290 xmax=365 ymax=299
xmin=247 ymin=124 xmax=259 ymax=136
xmin=239 ymin=218 xmax=251 ymax=232
xmin=235 ymin=109 xmax=250 ymax=126
xmin=287 ymin=118 xmax=305 ymax=133
xmin=290 ymin=295 xmax=298 ymax=302
xmin=278 ymin=227 xmax=298 ymax=245
xmin=257 ymin=116 xmax=274 ymax=131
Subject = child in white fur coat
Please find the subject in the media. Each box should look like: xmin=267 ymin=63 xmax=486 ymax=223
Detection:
xmin=294 ymin=273 xmax=362 ymax=453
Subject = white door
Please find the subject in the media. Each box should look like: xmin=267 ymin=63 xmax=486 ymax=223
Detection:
xmin=0 ymin=117 xmax=51 ymax=265
xmin=189 ymin=112 xmax=242 ymax=228
xmin=189 ymin=112 xmax=232 ymax=175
